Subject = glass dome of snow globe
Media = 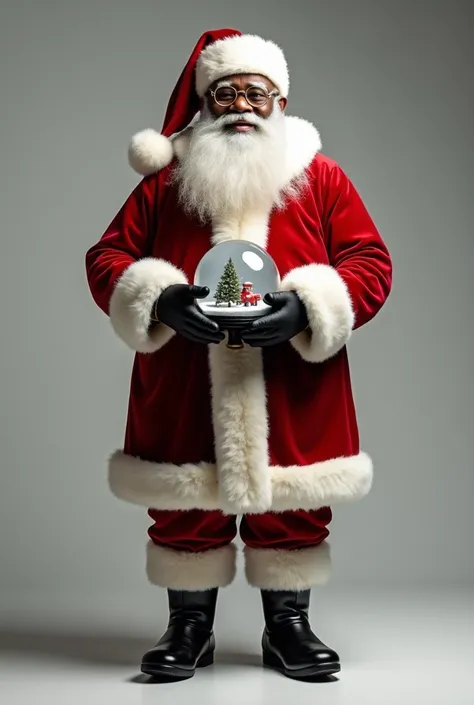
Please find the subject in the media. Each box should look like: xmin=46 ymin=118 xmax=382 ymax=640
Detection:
xmin=194 ymin=240 xmax=280 ymax=349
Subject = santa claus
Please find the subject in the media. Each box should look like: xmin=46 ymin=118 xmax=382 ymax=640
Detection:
xmin=85 ymin=28 xmax=392 ymax=681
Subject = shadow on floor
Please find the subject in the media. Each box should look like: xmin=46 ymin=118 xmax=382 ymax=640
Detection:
xmin=0 ymin=629 xmax=262 ymax=671
xmin=127 ymin=651 xmax=263 ymax=684
xmin=0 ymin=629 xmax=151 ymax=667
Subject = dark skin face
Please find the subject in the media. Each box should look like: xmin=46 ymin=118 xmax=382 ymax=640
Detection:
xmin=203 ymin=73 xmax=288 ymax=131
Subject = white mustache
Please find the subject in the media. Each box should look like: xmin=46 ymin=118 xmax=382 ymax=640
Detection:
xmin=213 ymin=112 xmax=264 ymax=128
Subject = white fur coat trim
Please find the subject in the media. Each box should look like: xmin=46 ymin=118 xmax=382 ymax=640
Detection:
xmin=108 ymin=257 xmax=188 ymax=353
xmin=208 ymin=340 xmax=271 ymax=514
xmin=280 ymin=263 xmax=355 ymax=363
xmin=146 ymin=541 xmax=237 ymax=590
xmin=108 ymin=450 xmax=373 ymax=514
xmin=244 ymin=542 xmax=331 ymax=590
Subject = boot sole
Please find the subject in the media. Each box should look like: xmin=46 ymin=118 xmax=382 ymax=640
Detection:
xmin=263 ymin=650 xmax=340 ymax=679
xmin=141 ymin=650 xmax=214 ymax=680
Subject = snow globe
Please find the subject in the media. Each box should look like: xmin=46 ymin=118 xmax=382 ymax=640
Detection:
xmin=194 ymin=240 xmax=280 ymax=349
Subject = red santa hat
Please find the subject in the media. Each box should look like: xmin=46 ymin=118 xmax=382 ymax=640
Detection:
xmin=128 ymin=28 xmax=290 ymax=176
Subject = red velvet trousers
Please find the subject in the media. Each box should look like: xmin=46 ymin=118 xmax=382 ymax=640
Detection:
xmin=148 ymin=507 xmax=332 ymax=551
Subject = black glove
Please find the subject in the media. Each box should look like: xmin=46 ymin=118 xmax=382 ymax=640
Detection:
xmin=153 ymin=284 xmax=225 ymax=345
xmin=241 ymin=291 xmax=309 ymax=347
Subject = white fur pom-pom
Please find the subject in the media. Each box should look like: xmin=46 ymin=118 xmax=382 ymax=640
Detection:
xmin=127 ymin=129 xmax=174 ymax=176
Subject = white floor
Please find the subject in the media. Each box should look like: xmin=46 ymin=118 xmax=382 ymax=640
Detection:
xmin=1 ymin=589 xmax=473 ymax=705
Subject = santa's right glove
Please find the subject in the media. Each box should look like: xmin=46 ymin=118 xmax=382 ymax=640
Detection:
xmin=151 ymin=284 xmax=225 ymax=345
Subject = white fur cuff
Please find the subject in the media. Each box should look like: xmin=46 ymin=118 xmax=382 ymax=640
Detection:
xmin=244 ymin=542 xmax=331 ymax=590
xmin=280 ymin=264 xmax=354 ymax=363
xmin=108 ymin=258 xmax=188 ymax=353
xmin=146 ymin=541 xmax=237 ymax=590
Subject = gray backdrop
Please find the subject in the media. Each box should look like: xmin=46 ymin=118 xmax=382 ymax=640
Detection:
xmin=1 ymin=0 xmax=473 ymax=632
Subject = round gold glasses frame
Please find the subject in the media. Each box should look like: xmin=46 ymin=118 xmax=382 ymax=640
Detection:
xmin=209 ymin=86 xmax=280 ymax=108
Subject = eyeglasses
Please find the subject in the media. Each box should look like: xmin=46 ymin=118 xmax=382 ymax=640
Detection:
xmin=209 ymin=85 xmax=279 ymax=108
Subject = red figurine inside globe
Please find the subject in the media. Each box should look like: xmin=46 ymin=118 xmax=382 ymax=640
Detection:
xmin=240 ymin=282 xmax=262 ymax=306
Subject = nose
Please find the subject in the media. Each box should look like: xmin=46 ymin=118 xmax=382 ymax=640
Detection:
xmin=230 ymin=94 xmax=253 ymax=113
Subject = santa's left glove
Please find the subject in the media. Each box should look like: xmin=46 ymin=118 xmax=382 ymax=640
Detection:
xmin=241 ymin=291 xmax=309 ymax=347
xmin=152 ymin=284 xmax=225 ymax=345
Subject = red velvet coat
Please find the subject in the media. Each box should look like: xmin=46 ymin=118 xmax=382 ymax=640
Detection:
xmin=85 ymin=116 xmax=392 ymax=515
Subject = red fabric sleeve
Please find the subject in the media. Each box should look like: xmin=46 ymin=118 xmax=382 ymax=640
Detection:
xmin=85 ymin=176 xmax=157 ymax=316
xmin=324 ymin=164 xmax=393 ymax=330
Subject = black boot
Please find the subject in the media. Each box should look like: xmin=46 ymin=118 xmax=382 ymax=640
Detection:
xmin=141 ymin=588 xmax=217 ymax=680
xmin=261 ymin=589 xmax=340 ymax=679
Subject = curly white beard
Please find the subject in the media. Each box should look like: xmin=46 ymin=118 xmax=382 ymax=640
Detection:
xmin=171 ymin=103 xmax=294 ymax=223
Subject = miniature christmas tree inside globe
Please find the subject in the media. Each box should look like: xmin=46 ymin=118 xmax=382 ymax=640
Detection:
xmin=193 ymin=240 xmax=280 ymax=349
xmin=214 ymin=258 xmax=242 ymax=307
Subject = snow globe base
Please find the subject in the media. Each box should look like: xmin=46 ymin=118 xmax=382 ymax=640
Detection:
xmin=205 ymin=306 xmax=270 ymax=349
xmin=193 ymin=240 xmax=280 ymax=349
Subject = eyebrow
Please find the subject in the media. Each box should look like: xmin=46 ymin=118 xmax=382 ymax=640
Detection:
xmin=215 ymin=80 xmax=270 ymax=90
xmin=248 ymin=81 xmax=268 ymax=90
